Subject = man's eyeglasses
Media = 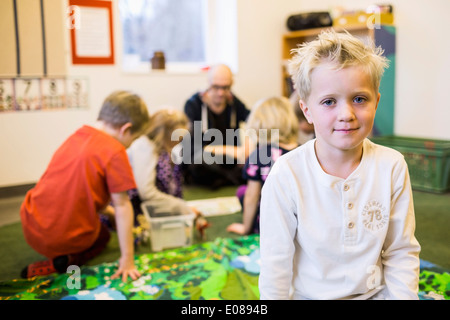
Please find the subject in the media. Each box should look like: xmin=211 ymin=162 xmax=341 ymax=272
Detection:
xmin=210 ymin=84 xmax=231 ymax=92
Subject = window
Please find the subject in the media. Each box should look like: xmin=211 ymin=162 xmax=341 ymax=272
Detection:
xmin=118 ymin=0 xmax=237 ymax=73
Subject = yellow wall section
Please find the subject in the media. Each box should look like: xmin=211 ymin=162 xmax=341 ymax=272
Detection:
xmin=43 ymin=0 xmax=67 ymax=76
xmin=0 ymin=0 xmax=18 ymax=77
xmin=16 ymin=0 xmax=44 ymax=76
xmin=0 ymin=0 xmax=66 ymax=77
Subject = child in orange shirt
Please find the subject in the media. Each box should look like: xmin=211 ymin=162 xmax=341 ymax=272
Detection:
xmin=20 ymin=90 xmax=150 ymax=282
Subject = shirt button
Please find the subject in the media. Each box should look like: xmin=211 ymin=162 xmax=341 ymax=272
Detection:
xmin=343 ymin=184 xmax=350 ymax=191
xmin=347 ymin=202 xmax=353 ymax=210
xmin=348 ymin=222 xmax=354 ymax=229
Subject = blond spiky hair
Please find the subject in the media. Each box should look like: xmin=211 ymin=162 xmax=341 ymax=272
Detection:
xmin=246 ymin=96 xmax=298 ymax=145
xmin=289 ymin=30 xmax=389 ymax=102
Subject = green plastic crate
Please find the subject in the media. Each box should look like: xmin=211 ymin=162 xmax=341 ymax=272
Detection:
xmin=371 ymin=136 xmax=450 ymax=193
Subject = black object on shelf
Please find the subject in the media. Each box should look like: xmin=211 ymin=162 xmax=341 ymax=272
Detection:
xmin=286 ymin=12 xmax=332 ymax=31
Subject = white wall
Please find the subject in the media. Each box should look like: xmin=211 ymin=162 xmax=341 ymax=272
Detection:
xmin=1 ymin=0 xmax=449 ymax=187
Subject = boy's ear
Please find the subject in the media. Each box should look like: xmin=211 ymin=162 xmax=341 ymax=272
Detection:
xmin=375 ymin=92 xmax=381 ymax=111
xmin=118 ymin=122 xmax=133 ymax=136
xmin=299 ymin=100 xmax=313 ymax=124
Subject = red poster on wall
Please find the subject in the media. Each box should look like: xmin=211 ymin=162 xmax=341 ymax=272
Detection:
xmin=68 ymin=0 xmax=115 ymax=65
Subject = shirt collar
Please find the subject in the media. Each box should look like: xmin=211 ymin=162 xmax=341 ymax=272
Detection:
xmin=306 ymin=139 xmax=370 ymax=188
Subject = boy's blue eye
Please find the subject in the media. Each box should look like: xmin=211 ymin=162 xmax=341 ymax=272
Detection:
xmin=322 ymin=99 xmax=335 ymax=106
xmin=353 ymin=96 xmax=366 ymax=104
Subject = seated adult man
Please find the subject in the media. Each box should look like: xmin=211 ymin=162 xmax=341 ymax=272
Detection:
xmin=183 ymin=64 xmax=250 ymax=188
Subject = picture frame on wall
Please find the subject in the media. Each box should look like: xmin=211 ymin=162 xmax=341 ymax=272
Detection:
xmin=69 ymin=0 xmax=115 ymax=65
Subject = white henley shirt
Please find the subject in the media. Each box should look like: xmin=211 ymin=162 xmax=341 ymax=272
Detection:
xmin=259 ymin=138 xmax=421 ymax=300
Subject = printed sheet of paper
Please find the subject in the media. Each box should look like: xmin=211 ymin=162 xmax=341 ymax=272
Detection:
xmin=0 ymin=78 xmax=16 ymax=111
xmin=75 ymin=7 xmax=111 ymax=58
xmin=66 ymin=77 xmax=89 ymax=109
xmin=14 ymin=78 xmax=42 ymax=111
xmin=41 ymin=78 xmax=66 ymax=109
xmin=187 ymin=196 xmax=242 ymax=217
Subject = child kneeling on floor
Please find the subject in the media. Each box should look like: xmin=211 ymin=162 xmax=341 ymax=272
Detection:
xmin=127 ymin=109 xmax=207 ymax=240
xmin=227 ymin=96 xmax=299 ymax=235
xmin=20 ymin=90 xmax=150 ymax=282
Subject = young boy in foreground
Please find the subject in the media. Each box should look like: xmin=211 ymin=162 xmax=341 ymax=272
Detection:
xmin=259 ymin=31 xmax=421 ymax=300
xmin=20 ymin=90 xmax=150 ymax=282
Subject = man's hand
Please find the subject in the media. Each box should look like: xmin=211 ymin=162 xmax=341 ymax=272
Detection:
xmin=200 ymin=88 xmax=213 ymax=106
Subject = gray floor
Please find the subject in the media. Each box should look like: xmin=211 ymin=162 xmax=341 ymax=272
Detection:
xmin=0 ymin=196 xmax=23 ymax=228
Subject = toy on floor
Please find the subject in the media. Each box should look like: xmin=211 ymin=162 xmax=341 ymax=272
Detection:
xmin=133 ymin=214 xmax=150 ymax=247
xmin=195 ymin=215 xmax=211 ymax=240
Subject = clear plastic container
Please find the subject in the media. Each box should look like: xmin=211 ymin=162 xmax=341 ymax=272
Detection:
xmin=141 ymin=201 xmax=195 ymax=251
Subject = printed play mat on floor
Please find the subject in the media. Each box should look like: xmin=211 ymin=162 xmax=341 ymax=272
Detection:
xmin=0 ymin=235 xmax=448 ymax=300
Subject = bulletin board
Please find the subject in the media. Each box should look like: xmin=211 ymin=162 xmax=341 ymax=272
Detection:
xmin=69 ymin=0 xmax=115 ymax=65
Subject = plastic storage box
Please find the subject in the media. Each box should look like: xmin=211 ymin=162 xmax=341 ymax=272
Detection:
xmin=371 ymin=136 xmax=450 ymax=193
xmin=141 ymin=201 xmax=195 ymax=252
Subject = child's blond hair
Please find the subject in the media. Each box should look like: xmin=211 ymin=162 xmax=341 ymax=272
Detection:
xmin=147 ymin=109 xmax=189 ymax=153
xmin=289 ymin=30 xmax=389 ymax=102
xmin=98 ymin=90 xmax=150 ymax=134
xmin=246 ymin=96 xmax=298 ymax=145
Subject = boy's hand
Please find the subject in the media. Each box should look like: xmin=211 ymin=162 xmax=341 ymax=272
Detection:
xmin=110 ymin=191 xmax=141 ymax=282
xmin=111 ymin=256 xmax=141 ymax=282
xmin=226 ymin=223 xmax=246 ymax=235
